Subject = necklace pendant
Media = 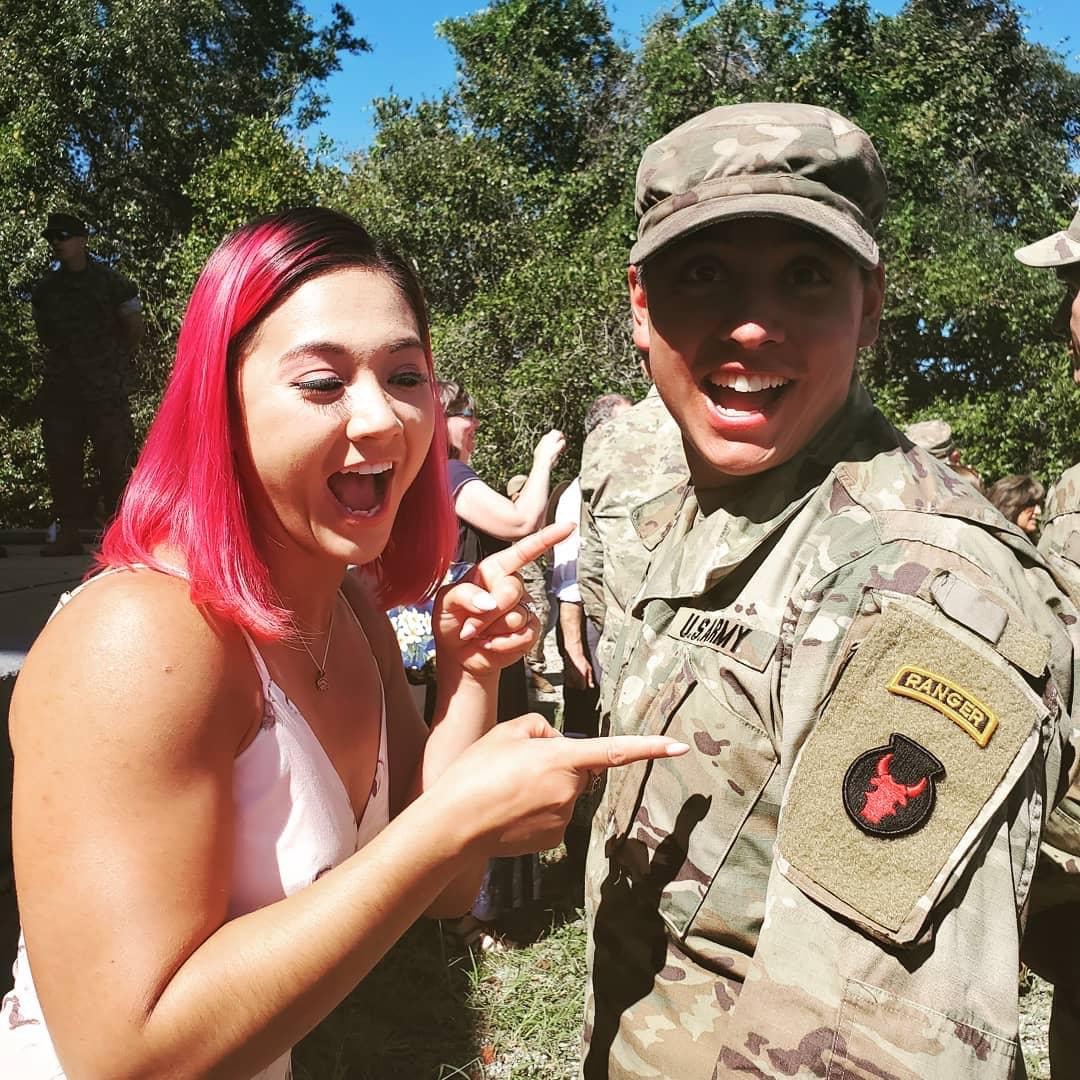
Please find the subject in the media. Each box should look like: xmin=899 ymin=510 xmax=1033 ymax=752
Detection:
xmin=315 ymin=672 xmax=330 ymax=692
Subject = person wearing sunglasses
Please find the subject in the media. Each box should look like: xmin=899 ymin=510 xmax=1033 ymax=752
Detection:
xmin=30 ymin=212 xmax=145 ymax=556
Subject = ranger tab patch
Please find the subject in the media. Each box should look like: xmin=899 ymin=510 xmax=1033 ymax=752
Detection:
xmin=843 ymin=733 xmax=945 ymax=837
xmin=887 ymin=665 xmax=998 ymax=747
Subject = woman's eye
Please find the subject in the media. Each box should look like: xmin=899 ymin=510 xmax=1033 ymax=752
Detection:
xmin=294 ymin=377 xmax=344 ymax=394
xmin=391 ymin=369 xmax=428 ymax=388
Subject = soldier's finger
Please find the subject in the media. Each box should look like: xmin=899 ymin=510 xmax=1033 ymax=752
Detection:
xmin=474 ymin=522 xmax=575 ymax=586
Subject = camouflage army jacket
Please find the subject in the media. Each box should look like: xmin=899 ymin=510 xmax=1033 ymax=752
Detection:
xmin=583 ymin=382 xmax=1080 ymax=1080
xmin=1039 ymin=462 xmax=1080 ymax=588
xmin=1034 ymin=463 xmax=1080 ymax=905
xmin=31 ymin=260 xmax=139 ymax=401
xmin=578 ymin=386 xmax=689 ymax=677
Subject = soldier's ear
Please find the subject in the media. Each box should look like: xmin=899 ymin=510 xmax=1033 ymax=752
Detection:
xmin=628 ymin=265 xmax=651 ymax=353
xmin=857 ymin=262 xmax=885 ymax=350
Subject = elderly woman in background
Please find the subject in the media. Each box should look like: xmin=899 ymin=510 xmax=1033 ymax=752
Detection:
xmin=987 ymin=473 xmax=1045 ymax=535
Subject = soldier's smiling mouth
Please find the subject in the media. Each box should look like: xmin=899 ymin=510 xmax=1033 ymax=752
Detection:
xmin=703 ymin=372 xmax=792 ymax=417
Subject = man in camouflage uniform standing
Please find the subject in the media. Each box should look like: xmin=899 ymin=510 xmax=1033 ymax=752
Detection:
xmin=1015 ymin=205 xmax=1080 ymax=574
xmin=1014 ymin=206 xmax=1080 ymax=1074
xmin=31 ymin=212 xmax=144 ymax=556
xmin=581 ymin=103 xmax=1080 ymax=1079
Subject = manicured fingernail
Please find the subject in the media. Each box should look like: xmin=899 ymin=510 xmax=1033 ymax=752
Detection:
xmin=460 ymin=622 xmax=478 ymax=641
xmin=665 ymin=741 xmax=691 ymax=755
xmin=473 ymin=592 xmax=497 ymax=611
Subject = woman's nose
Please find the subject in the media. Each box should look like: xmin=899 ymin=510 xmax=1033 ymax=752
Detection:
xmin=344 ymin=381 xmax=402 ymax=443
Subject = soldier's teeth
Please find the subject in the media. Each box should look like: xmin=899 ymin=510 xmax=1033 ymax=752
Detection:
xmin=709 ymin=373 xmax=791 ymax=393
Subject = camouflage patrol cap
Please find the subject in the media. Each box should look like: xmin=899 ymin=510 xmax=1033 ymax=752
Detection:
xmin=1014 ymin=207 xmax=1080 ymax=270
xmin=631 ymin=102 xmax=887 ymax=268
xmin=903 ymin=419 xmax=956 ymax=461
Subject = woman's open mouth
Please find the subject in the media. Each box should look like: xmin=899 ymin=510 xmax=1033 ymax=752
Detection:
xmin=327 ymin=462 xmax=394 ymax=517
xmin=704 ymin=371 xmax=792 ymax=418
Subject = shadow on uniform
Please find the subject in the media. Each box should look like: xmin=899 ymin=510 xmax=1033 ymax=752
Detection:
xmin=583 ymin=793 xmax=711 ymax=1080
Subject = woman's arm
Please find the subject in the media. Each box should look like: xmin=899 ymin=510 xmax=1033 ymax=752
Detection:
xmin=454 ymin=429 xmax=565 ymax=539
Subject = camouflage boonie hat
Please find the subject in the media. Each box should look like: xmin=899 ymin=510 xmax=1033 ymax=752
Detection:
xmin=1014 ymin=207 xmax=1080 ymax=270
xmin=903 ymin=419 xmax=956 ymax=460
xmin=630 ymin=102 xmax=887 ymax=268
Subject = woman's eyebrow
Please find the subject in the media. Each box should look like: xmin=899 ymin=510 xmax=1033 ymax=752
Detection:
xmin=277 ymin=335 xmax=424 ymax=366
xmin=277 ymin=341 xmax=351 ymax=366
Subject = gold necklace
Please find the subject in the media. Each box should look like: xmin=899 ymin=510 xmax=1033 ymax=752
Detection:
xmin=294 ymin=603 xmax=336 ymax=692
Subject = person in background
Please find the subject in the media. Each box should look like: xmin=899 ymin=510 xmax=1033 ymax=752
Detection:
xmin=1014 ymin=204 xmax=1080 ymax=1073
xmin=30 ymin=212 xmax=144 ymax=556
xmin=902 ymin=418 xmax=960 ymax=466
xmin=437 ymin=379 xmax=566 ymax=950
xmin=551 ymin=393 xmax=632 ymax=735
xmin=551 ymin=393 xmax=631 ymax=878
xmin=986 ymin=473 xmax=1044 ymax=535
xmin=577 ymin=379 xmax=688 ymax=683
xmin=0 ymin=209 xmax=686 ymax=1079
xmin=507 ymin=473 xmax=556 ymax=697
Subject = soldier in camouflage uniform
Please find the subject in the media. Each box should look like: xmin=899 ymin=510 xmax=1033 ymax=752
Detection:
xmin=577 ymin=386 xmax=688 ymax=679
xmin=1017 ymin=206 xmax=1080 ymax=579
xmin=581 ymin=103 xmax=1080 ymax=1079
xmin=1014 ymin=207 xmax=1080 ymax=1074
xmin=31 ymin=213 xmax=144 ymax=555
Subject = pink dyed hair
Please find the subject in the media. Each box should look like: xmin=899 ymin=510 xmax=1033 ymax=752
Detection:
xmin=99 ymin=208 xmax=456 ymax=639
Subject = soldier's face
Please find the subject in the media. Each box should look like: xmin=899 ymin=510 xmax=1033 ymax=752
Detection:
xmin=1053 ymin=270 xmax=1080 ymax=380
xmin=630 ymin=219 xmax=884 ymax=486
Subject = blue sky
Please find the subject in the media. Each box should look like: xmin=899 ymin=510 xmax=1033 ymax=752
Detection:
xmin=302 ymin=0 xmax=1078 ymax=155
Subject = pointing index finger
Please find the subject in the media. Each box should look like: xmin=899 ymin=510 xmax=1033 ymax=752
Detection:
xmin=565 ymin=735 xmax=690 ymax=772
xmin=474 ymin=521 xmax=575 ymax=585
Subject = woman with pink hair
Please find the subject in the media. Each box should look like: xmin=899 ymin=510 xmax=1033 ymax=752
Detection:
xmin=0 ymin=208 xmax=685 ymax=1078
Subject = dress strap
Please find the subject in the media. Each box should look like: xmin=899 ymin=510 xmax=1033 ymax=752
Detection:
xmin=55 ymin=561 xmax=187 ymax=610
xmin=238 ymin=629 xmax=273 ymax=690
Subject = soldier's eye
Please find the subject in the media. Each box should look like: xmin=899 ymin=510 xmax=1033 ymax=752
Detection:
xmin=787 ymin=259 xmax=830 ymax=288
xmin=680 ymin=257 xmax=725 ymax=285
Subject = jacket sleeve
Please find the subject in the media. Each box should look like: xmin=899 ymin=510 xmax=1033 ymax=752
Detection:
xmin=712 ymin=562 xmax=1072 ymax=1079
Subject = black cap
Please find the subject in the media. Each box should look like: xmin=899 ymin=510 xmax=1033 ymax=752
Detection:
xmin=42 ymin=212 xmax=88 ymax=239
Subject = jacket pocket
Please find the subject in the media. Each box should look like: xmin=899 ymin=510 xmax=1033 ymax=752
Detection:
xmin=609 ymin=654 xmax=777 ymax=939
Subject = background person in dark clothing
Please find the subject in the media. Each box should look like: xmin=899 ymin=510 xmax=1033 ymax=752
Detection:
xmin=31 ymin=212 xmax=144 ymax=556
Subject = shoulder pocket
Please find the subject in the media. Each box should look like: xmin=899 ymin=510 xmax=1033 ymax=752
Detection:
xmin=777 ymin=596 xmax=1047 ymax=945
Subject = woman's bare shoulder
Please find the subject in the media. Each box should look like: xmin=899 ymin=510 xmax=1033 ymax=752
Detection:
xmin=12 ymin=567 xmax=260 ymax=758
